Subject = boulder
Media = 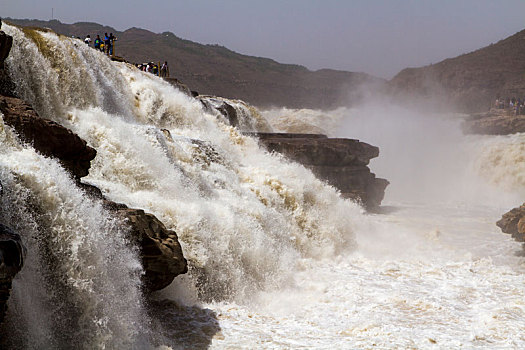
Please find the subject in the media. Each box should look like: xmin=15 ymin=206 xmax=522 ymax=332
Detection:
xmin=253 ymin=133 xmax=389 ymax=210
xmin=0 ymin=96 xmax=96 ymax=179
xmin=198 ymin=96 xmax=239 ymax=127
xmin=112 ymin=206 xmax=187 ymax=291
xmin=79 ymin=183 xmax=187 ymax=292
xmin=497 ymin=203 xmax=525 ymax=242
xmin=0 ymin=30 xmax=12 ymax=70
xmin=0 ymin=223 xmax=25 ymax=324
xmin=0 ymin=30 xmax=16 ymax=97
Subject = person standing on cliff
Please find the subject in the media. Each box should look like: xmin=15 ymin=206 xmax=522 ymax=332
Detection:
xmin=108 ymin=33 xmax=116 ymax=56
xmin=84 ymin=35 xmax=91 ymax=46
xmin=160 ymin=61 xmax=169 ymax=77
xmin=94 ymin=35 xmax=101 ymax=51
xmin=103 ymin=33 xmax=110 ymax=55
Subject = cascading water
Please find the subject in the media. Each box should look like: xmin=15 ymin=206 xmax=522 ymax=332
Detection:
xmin=0 ymin=116 xmax=148 ymax=348
xmin=1 ymin=22 xmax=525 ymax=349
xmin=252 ymin=105 xmax=525 ymax=348
xmin=1 ymin=24 xmax=365 ymax=348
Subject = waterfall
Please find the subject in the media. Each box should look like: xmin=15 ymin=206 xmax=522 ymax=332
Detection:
xmin=0 ymin=115 xmax=148 ymax=348
xmin=0 ymin=23 xmax=364 ymax=347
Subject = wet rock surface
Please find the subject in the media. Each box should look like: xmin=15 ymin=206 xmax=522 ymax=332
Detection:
xmin=0 ymin=29 xmax=13 ymax=70
xmin=0 ymin=223 xmax=25 ymax=324
xmin=198 ymin=96 xmax=240 ymax=128
xmin=254 ymin=133 xmax=389 ymax=210
xmin=0 ymin=96 xmax=97 ymax=179
xmin=497 ymin=203 xmax=525 ymax=243
xmin=109 ymin=205 xmax=187 ymax=292
xmin=79 ymin=183 xmax=188 ymax=292
xmin=0 ymin=29 xmax=15 ymax=98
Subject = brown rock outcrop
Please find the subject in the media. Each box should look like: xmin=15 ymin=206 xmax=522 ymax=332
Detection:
xmin=0 ymin=28 xmax=16 ymax=97
xmin=497 ymin=203 xmax=525 ymax=243
xmin=80 ymin=184 xmax=187 ymax=292
xmin=198 ymin=96 xmax=239 ymax=127
xmin=0 ymin=96 xmax=96 ymax=179
xmin=112 ymin=206 xmax=187 ymax=291
xmin=461 ymin=110 xmax=525 ymax=135
xmin=0 ymin=30 xmax=13 ymax=70
xmin=254 ymin=133 xmax=389 ymax=209
xmin=0 ymin=223 xmax=25 ymax=324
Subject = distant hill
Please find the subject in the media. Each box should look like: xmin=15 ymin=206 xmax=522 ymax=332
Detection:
xmin=390 ymin=28 xmax=525 ymax=112
xmin=5 ymin=18 xmax=384 ymax=109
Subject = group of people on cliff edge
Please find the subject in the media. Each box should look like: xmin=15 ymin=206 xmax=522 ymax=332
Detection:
xmin=84 ymin=32 xmax=116 ymax=56
xmin=83 ymin=31 xmax=171 ymax=78
xmin=494 ymin=97 xmax=525 ymax=115
xmin=136 ymin=61 xmax=170 ymax=77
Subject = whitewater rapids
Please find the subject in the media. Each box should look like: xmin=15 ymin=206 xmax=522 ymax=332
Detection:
xmin=0 ymin=24 xmax=524 ymax=349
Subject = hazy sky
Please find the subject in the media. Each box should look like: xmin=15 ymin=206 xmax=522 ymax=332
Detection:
xmin=2 ymin=0 xmax=525 ymax=78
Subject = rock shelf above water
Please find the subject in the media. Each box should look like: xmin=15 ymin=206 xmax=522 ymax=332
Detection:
xmin=252 ymin=132 xmax=389 ymax=210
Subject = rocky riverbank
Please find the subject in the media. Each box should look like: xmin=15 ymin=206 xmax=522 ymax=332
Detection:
xmin=462 ymin=109 xmax=525 ymax=135
xmin=252 ymin=133 xmax=389 ymax=210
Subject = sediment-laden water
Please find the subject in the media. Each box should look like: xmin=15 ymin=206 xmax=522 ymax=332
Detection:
xmin=1 ymin=24 xmax=524 ymax=349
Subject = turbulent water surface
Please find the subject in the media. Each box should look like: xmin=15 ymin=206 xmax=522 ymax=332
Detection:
xmin=0 ymin=25 xmax=524 ymax=349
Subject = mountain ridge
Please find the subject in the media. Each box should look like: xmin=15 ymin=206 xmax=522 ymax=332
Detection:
xmin=390 ymin=28 xmax=525 ymax=112
xmin=5 ymin=18 xmax=382 ymax=109
xmin=6 ymin=18 xmax=525 ymax=113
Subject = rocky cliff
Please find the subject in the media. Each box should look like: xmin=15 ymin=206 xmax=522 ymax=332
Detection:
xmin=0 ymin=95 xmax=97 ymax=179
xmin=253 ymin=133 xmax=389 ymax=210
xmin=461 ymin=109 xmax=525 ymax=135
xmin=197 ymin=94 xmax=388 ymax=210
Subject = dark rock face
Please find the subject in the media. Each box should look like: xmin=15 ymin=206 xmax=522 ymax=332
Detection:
xmin=254 ymin=133 xmax=389 ymax=209
xmin=163 ymin=77 xmax=192 ymax=97
xmin=497 ymin=203 xmax=525 ymax=243
xmin=0 ymin=30 xmax=12 ymax=70
xmin=112 ymin=207 xmax=187 ymax=291
xmin=0 ymin=30 xmax=16 ymax=97
xmin=462 ymin=110 xmax=525 ymax=135
xmin=0 ymin=96 xmax=97 ymax=179
xmin=0 ymin=30 xmax=25 ymax=326
xmin=198 ymin=96 xmax=239 ymax=128
xmin=79 ymin=183 xmax=188 ymax=292
xmin=0 ymin=223 xmax=25 ymax=324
